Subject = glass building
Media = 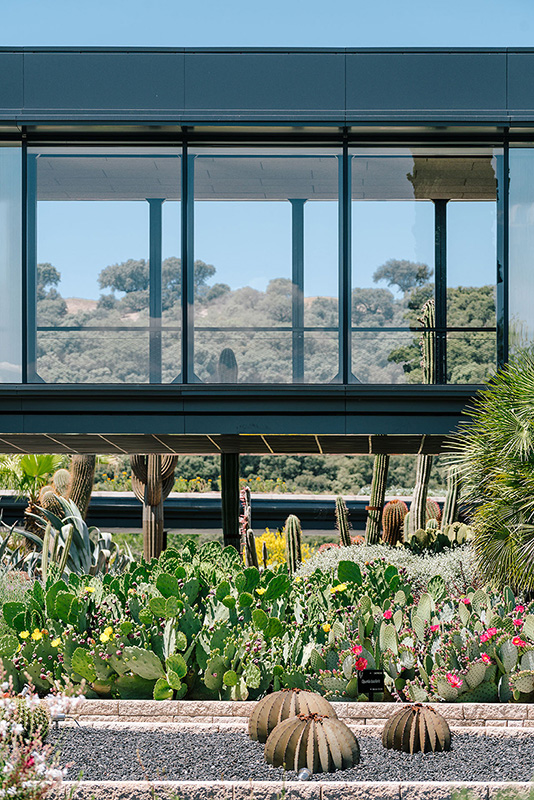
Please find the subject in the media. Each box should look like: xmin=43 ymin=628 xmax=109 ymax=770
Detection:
xmin=0 ymin=47 xmax=532 ymax=453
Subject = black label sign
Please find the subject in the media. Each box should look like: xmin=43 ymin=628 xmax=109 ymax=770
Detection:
xmin=358 ymin=669 xmax=385 ymax=694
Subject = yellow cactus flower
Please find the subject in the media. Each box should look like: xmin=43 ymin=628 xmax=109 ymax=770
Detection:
xmin=99 ymin=632 xmax=110 ymax=643
xmin=330 ymin=583 xmax=348 ymax=594
xmin=103 ymin=626 xmax=114 ymax=637
xmin=19 ymin=631 xmax=29 ymax=639
xmin=31 ymin=629 xmax=43 ymax=641
xmin=84 ymin=587 xmax=95 ymax=594
xmin=322 ymin=623 xmax=331 ymax=633
xmin=256 ymin=587 xmax=267 ymax=596
xmin=51 ymin=638 xmax=61 ymax=648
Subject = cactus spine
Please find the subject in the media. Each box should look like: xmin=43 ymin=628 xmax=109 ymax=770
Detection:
xmin=335 ymin=496 xmax=351 ymax=546
xmin=442 ymin=466 xmax=460 ymax=527
xmin=365 ymin=453 xmax=390 ymax=544
xmin=221 ymin=453 xmax=240 ymax=551
xmin=381 ymin=499 xmax=409 ymax=546
xmin=285 ymin=514 xmax=302 ymax=574
xmin=131 ymin=454 xmax=178 ymax=560
xmin=410 ymin=298 xmax=436 ymax=538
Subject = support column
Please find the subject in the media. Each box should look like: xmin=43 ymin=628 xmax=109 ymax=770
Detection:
xmin=148 ymin=198 xmax=164 ymax=384
xmin=26 ymin=153 xmax=39 ymax=382
xmin=433 ymin=199 xmax=448 ymax=385
xmin=221 ymin=452 xmax=240 ymax=551
xmin=290 ymin=199 xmax=306 ymax=383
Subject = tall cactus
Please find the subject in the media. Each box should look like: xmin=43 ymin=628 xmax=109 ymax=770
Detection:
xmin=410 ymin=298 xmax=436 ymax=538
xmin=382 ymin=499 xmax=409 ymax=546
xmin=285 ymin=514 xmax=302 ymax=575
xmin=244 ymin=528 xmax=259 ymax=568
xmin=130 ymin=454 xmax=178 ymax=560
xmin=68 ymin=455 xmax=96 ymax=519
xmin=365 ymin=453 xmax=390 ymax=544
xmin=218 ymin=348 xmax=238 ymax=383
xmin=442 ymin=466 xmax=460 ymax=527
xmin=335 ymin=496 xmax=351 ymax=546
xmin=221 ymin=453 xmax=240 ymax=551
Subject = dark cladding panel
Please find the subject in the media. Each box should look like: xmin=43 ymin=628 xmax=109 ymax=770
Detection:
xmin=0 ymin=54 xmax=23 ymax=110
xmin=184 ymin=52 xmax=345 ymax=114
xmin=23 ymin=52 xmax=185 ymax=112
xmin=508 ymin=52 xmax=534 ymax=112
xmin=346 ymin=51 xmax=507 ymax=113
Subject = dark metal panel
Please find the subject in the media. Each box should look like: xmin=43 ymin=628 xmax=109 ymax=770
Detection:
xmin=0 ymin=54 xmax=23 ymax=110
xmin=346 ymin=52 xmax=507 ymax=113
xmin=23 ymin=53 xmax=185 ymax=112
xmin=183 ymin=415 xmax=346 ymax=435
xmin=153 ymin=434 xmax=221 ymax=453
xmin=265 ymin=435 xmax=320 ymax=453
xmin=318 ymin=435 xmax=369 ymax=454
xmin=507 ymin=53 xmax=534 ymax=111
xmin=184 ymin=52 xmax=345 ymax=114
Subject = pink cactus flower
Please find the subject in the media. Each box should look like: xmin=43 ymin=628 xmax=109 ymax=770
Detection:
xmin=351 ymin=645 xmax=363 ymax=656
xmin=513 ymin=619 xmax=523 ymax=627
xmin=480 ymin=633 xmax=489 ymax=643
xmin=512 ymin=637 xmax=527 ymax=647
xmin=430 ymin=624 xmax=440 ymax=632
xmin=487 ymin=628 xmax=497 ymax=637
xmin=355 ymin=657 xmax=368 ymax=671
xmin=515 ymin=605 xmax=526 ymax=613
xmin=480 ymin=653 xmax=492 ymax=664
xmin=446 ymin=673 xmax=463 ymax=688
xmin=461 ymin=597 xmax=471 ymax=605
xmin=383 ymin=609 xmax=393 ymax=619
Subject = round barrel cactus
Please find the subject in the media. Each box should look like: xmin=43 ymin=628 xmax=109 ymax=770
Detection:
xmin=382 ymin=703 xmax=451 ymax=754
xmin=248 ymin=688 xmax=336 ymax=743
xmin=265 ymin=713 xmax=360 ymax=773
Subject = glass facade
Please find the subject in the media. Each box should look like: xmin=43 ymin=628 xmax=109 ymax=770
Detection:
xmin=0 ymin=146 xmax=22 ymax=383
xmin=0 ymin=137 xmax=520 ymax=387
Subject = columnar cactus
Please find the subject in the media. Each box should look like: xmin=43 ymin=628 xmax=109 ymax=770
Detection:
xmin=382 ymin=499 xmax=409 ymax=546
xmin=217 ymin=347 xmax=238 ymax=382
xmin=221 ymin=453 xmax=240 ymax=551
xmin=409 ymin=455 xmax=433 ymax=536
xmin=335 ymin=496 xmax=351 ymax=547
xmin=40 ymin=455 xmax=96 ymax=521
xmin=285 ymin=514 xmax=302 ymax=575
xmin=265 ymin=713 xmax=360 ymax=773
xmin=365 ymin=453 xmax=390 ymax=544
xmin=249 ymin=688 xmax=336 ymax=743
xmin=442 ymin=466 xmax=460 ymax=527
xmin=244 ymin=528 xmax=259 ymax=569
xmin=131 ymin=454 xmax=178 ymax=560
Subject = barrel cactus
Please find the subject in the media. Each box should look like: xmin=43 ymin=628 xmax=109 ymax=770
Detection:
xmin=382 ymin=704 xmax=451 ymax=754
xmin=382 ymin=499 xmax=409 ymax=546
xmin=249 ymin=688 xmax=336 ymax=743
xmin=12 ymin=698 xmax=51 ymax=742
xmin=265 ymin=713 xmax=360 ymax=773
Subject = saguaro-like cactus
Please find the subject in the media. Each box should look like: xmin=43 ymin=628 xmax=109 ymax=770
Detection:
xmin=442 ymin=466 xmax=460 ymax=527
xmin=130 ymin=454 xmax=178 ymax=560
xmin=410 ymin=298 xmax=436 ymax=538
xmin=218 ymin=347 xmax=238 ymax=383
xmin=381 ymin=499 xmax=409 ymax=546
xmin=365 ymin=453 xmax=390 ymax=544
xmin=221 ymin=453 xmax=240 ymax=551
xmin=335 ymin=496 xmax=351 ymax=546
xmin=285 ymin=514 xmax=302 ymax=574
xmin=69 ymin=455 xmax=96 ymax=519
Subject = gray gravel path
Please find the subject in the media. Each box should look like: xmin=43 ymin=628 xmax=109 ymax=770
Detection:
xmin=48 ymin=728 xmax=534 ymax=783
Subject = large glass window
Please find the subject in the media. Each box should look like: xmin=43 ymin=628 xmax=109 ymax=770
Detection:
xmin=351 ymin=148 xmax=498 ymax=384
xmin=509 ymin=147 xmax=534 ymax=352
xmin=192 ymin=148 xmax=340 ymax=383
xmin=29 ymin=147 xmax=181 ymax=383
xmin=0 ymin=146 xmax=22 ymax=382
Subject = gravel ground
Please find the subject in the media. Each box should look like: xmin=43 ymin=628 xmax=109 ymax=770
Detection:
xmin=48 ymin=728 xmax=534 ymax=783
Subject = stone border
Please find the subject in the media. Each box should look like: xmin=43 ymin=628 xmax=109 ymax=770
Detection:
xmin=63 ymin=700 xmax=534 ymax=729
xmin=63 ymin=780 xmax=534 ymax=799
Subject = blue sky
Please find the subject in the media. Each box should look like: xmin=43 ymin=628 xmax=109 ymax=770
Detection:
xmin=1 ymin=0 xmax=533 ymax=48
xmin=20 ymin=0 xmax=521 ymax=298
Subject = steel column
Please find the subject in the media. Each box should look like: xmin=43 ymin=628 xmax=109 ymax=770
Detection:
xmin=433 ymin=199 xmax=448 ymax=384
xmin=340 ymin=140 xmax=352 ymax=384
xmin=290 ymin=199 xmax=306 ymax=383
xmin=148 ymin=198 xmax=164 ymax=384
xmin=496 ymin=144 xmax=509 ymax=369
xmin=26 ymin=152 xmax=39 ymax=383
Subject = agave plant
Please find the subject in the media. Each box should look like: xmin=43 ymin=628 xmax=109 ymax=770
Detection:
xmin=447 ymin=351 xmax=534 ymax=592
xmin=13 ymin=496 xmax=133 ymax=577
